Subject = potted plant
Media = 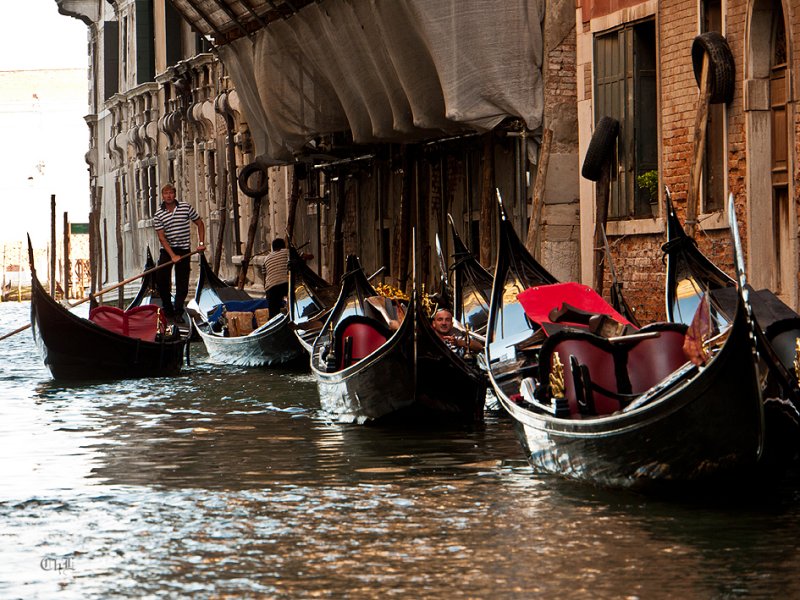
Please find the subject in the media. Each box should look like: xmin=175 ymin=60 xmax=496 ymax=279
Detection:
xmin=637 ymin=169 xmax=659 ymax=204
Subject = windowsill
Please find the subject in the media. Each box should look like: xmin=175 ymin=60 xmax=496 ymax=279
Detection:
xmin=604 ymin=207 xmax=728 ymax=237
xmin=606 ymin=215 xmax=664 ymax=236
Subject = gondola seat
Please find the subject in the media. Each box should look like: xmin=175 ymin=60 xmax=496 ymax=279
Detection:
xmin=538 ymin=322 xmax=688 ymax=417
xmin=764 ymin=317 xmax=800 ymax=374
xmin=89 ymin=305 xmax=167 ymax=342
xmin=333 ymin=315 xmax=392 ymax=369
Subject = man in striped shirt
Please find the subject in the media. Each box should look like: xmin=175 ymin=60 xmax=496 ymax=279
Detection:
xmin=153 ymin=183 xmax=206 ymax=322
xmin=262 ymin=237 xmax=290 ymax=317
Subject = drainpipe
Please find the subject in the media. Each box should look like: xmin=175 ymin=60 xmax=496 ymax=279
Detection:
xmin=213 ymin=91 xmax=234 ymax=274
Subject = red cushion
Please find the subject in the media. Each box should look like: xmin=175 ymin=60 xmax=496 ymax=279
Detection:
xmin=89 ymin=305 xmax=166 ymax=342
xmin=626 ymin=329 xmax=687 ymax=392
xmin=550 ymin=339 xmax=621 ymax=416
xmin=339 ymin=322 xmax=387 ymax=367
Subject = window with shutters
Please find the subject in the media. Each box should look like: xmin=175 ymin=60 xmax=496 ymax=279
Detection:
xmin=165 ymin=1 xmax=183 ymax=68
xmin=103 ymin=21 xmax=119 ymax=100
xmin=701 ymin=0 xmax=726 ymax=213
xmin=594 ymin=19 xmax=658 ymax=220
xmin=136 ymin=0 xmax=155 ymax=84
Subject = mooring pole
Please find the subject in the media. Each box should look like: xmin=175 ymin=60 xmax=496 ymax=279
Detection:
xmin=50 ymin=194 xmax=56 ymax=297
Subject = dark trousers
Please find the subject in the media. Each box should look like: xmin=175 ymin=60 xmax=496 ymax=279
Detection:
xmin=267 ymin=282 xmax=288 ymax=317
xmin=156 ymin=248 xmax=191 ymax=317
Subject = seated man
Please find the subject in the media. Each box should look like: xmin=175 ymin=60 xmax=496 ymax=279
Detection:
xmin=432 ymin=307 xmax=483 ymax=355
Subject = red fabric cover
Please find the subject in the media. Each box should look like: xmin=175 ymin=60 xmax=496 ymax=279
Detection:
xmin=339 ymin=322 xmax=387 ymax=368
xmin=517 ymin=282 xmax=633 ymax=329
xmin=89 ymin=305 xmax=165 ymax=342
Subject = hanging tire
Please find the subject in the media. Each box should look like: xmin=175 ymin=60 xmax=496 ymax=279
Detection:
xmin=238 ymin=161 xmax=270 ymax=198
xmin=581 ymin=116 xmax=619 ymax=182
xmin=691 ymin=32 xmax=735 ymax=105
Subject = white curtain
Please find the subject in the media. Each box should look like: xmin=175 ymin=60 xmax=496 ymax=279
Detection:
xmin=219 ymin=0 xmax=544 ymax=162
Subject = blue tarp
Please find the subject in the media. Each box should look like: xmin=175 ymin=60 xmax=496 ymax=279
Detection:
xmin=207 ymin=299 xmax=270 ymax=324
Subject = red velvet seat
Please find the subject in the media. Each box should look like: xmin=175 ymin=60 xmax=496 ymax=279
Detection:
xmin=538 ymin=323 xmax=689 ymax=417
xmin=334 ymin=315 xmax=390 ymax=369
xmin=543 ymin=336 xmax=620 ymax=415
xmin=89 ymin=305 xmax=166 ymax=342
xmin=625 ymin=324 xmax=688 ymax=393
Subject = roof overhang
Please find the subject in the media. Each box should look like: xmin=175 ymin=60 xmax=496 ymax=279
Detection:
xmin=168 ymin=0 xmax=316 ymax=45
xmin=168 ymin=1 xmax=545 ymax=163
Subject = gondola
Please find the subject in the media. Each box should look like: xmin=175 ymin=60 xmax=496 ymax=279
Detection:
xmin=447 ymin=214 xmax=494 ymax=341
xmin=189 ymin=253 xmax=305 ymax=367
xmin=28 ymin=238 xmax=187 ymax=380
xmin=662 ymin=193 xmax=800 ymax=466
xmin=663 ymin=192 xmax=800 ymax=378
xmin=287 ymin=245 xmax=339 ymax=354
xmin=486 ymin=196 xmax=792 ymax=491
xmin=310 ymin=254 xmax=487 ymax=424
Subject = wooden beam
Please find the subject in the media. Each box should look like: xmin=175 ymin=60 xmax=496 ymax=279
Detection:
xmin=686 ymin=53 xmax=711 ymax=238
xmin=525 ymin=128 xmax=553 ymax=258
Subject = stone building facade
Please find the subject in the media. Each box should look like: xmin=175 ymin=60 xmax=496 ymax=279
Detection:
xmin=58 ymin=0 xmax=582 ymax=300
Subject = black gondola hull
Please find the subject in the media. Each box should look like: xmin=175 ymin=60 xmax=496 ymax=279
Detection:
xmin=30 ymin=272 xmax=186 ymax=381
xmin=311 ymin=255 xmax=486 ymax=425
xmin=485 ymin=198 xmax=796 ymax=490
xmin=497 ymin=308 xmax=765 ymax=490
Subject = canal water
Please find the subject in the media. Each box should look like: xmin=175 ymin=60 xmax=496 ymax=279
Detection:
xmin=2 ymin=301 xmax=800 ymax=599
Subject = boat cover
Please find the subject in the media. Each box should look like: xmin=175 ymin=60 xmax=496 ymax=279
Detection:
xmin=517 ymin=282 xmax=634 ymax=331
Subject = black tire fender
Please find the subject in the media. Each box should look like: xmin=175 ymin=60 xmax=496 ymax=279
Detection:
xmin=238 ymin=161 xmax=270 ymax=198
xmin=691 ymin=32 xmax=735 ymax=105
xmin=581 ymin=116 xmax=619 ymax=182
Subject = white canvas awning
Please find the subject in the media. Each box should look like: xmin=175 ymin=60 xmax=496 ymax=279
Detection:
xmin=172 ymin=1 xmax=544 ymax=162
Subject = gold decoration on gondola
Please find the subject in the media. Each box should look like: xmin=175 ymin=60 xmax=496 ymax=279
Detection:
xmin=374 ymin=282 xmax=409 ymax=302
xmin=420 ymin=284 xmax=436 ymax=318
xmin=463 ymin=324 xmax=473 ymax=359
xmin=794 ymin=338 xmax=800 ymax=382
xmin=549 ymin=353 xmax=565 ymax=399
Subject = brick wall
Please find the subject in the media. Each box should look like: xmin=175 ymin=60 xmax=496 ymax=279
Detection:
xmin=596 ymin=0 xmax=766 ymax=322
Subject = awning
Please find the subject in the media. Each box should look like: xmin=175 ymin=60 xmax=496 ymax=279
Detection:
xmin=171 ymin=1 xmax=544 ymax=162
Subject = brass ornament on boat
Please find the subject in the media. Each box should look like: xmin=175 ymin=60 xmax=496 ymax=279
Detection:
xmin=463 ymin=324 xmax=473 ymax=359
xmin=374 ymin=282 xmax=410 ymax=302
xmin=794 ymin=338 xmax=800 ymax=381
xmin=419 ymin=284 xmax=436 ymax=318
xmin=550 ymin=353 xmax=565 ymax=399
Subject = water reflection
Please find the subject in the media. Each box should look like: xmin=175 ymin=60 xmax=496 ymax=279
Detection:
xmin=2 ymin=302 xmax=800 ymax=598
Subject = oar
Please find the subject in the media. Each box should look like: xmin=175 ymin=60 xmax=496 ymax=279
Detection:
xmin=0 ymin=249 xmax=203 ymax=342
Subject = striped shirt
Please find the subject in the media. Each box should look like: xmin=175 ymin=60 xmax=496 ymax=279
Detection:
xmin=262 ymin=248 xmax=289 ymax=290
xmin=153 ymin=201 xmax=200 ymax=250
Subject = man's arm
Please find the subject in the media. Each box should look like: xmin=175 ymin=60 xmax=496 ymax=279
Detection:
xmin=193 ymin=217 xmax=206 ymax=252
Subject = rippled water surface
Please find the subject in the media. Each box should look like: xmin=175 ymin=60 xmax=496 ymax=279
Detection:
xmin=2 ymin=301 xmax=800 ymax=598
